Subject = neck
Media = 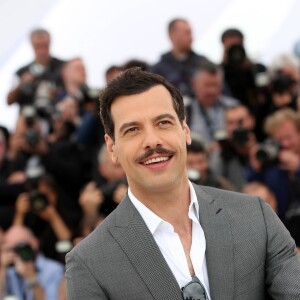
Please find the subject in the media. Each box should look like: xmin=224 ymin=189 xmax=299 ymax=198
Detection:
xmin=172 ymin=47 xmax=190 ymax=60
xmin=131 ymin=177 xmax=191 ymax=226
xmin=35 ymin=56 xmax=50 ymax=67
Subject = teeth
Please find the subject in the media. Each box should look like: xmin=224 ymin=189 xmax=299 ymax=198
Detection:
xmin=143 ymin=157 xmax=170 ymax=165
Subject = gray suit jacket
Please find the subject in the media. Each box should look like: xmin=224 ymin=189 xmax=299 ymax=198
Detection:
xmin=65 ymin=185 xmax=300 ymax=299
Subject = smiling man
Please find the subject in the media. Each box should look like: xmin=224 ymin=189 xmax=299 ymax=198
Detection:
xmin=65 ymin=68 xmax=300 ymax=300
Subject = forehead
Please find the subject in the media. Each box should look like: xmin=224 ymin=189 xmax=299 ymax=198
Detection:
xmin=31 ymin=34 xmax=49 ymax=44
xmin=174 ymin=20 xmax=190 ymax=31
xmin=226 ymin=107 xmax=248 ymax=120
xmin=195 ymin=71 xmax=221 ymax=84
xmin=274 ymin=120 xmax=298 ymax=135
xmin=111 ymin=85 xmax=175 ymax=123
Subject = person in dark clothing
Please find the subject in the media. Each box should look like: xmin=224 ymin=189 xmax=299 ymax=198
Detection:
xmin=220 ymin=28 xmax=267 ymax=111
xmin=247 ymin=108 xmax=300 ymax=221
xmin=150 ymin=18 xmax=207 ymax=98
xmin=187 ymin=133 xmax=235 ymax=191
xmin=12 ymin=173 xmax=73 ymax=263
xmin=7 ymin=28 xmax=65 ymax=112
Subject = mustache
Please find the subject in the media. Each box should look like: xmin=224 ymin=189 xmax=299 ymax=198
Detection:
xmin=136 ymin=147 xmax=176 ymax=163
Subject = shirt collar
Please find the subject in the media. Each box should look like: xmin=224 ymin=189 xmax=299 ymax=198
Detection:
xmin=128 ymin=181 xmax=200 ymax=235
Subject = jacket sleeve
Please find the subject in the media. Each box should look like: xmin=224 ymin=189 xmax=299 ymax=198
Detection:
xmin=65 ymin=251 xmax=108 ymax=300
xmin=261 ymin=198 xmax=300 ymax=299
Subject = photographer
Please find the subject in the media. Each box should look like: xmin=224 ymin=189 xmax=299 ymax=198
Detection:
xmin=0 ymin=225 xmax=64 ymax=300
xmin=248 ymin=108 xmax=300 ymax=221
xmin=6 ymin=29 xmax=64 ymax=110
xmin=220 ymin=28 xmax=267 ymax=110
xmin=8 ymin=106 xmax=48 ymax=171
xmin=187 ymin=133 xmax=235 ymax=191
xmin=12 ymin=171 xmax=72 ymax=263
xmin=54 ymin=57 xmax=98 ymax=116
xmin=91 ymin=144 xmax=127 ymax=217
xmin=210 ymin=104 xmax=257 ymax=191
xmin=186 ymin=61 xmax=239 ymax=145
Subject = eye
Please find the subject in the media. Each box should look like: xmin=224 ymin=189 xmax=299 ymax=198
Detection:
xmin=159 ymin=120 xmax=171 ymax=126
xmin=124 ymin=127 xmax=139 ymax=135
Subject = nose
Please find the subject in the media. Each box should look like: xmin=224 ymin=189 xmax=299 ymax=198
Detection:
xmin=142 ymin=127 xmax=162 ymax=149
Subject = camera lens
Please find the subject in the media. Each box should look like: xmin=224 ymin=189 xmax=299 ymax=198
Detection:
xmin=13 ymin=242 xmax=36 ymax=261
xmin=29 ymin=190 xmax=48 ymax=212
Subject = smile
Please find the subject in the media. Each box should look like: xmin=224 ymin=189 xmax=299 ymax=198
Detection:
xmin=143 ymin=156 xmax=170 ymax=165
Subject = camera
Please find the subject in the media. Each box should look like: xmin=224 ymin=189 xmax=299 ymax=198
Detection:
xmin=24 ymin=128 xmax=40 ymax=148
xmin=187 ymin=169 xmax=201 ymax=184
xmin=13 ymin=242 xmax=36 ymax=261
xmin=22 ymin=106 xmax=37 ymax=127
xmin=271 ymin=74 xmax=295 ymax=94
xmin=100 ymin=178 xmax=128 ymax=200
xmin=227 ymin=44 xmax=246 ymax=66
xmin=29 ymin=190 xmax=48 ymax=212
xmin=232 ymin=127 xmax=250 ymax=146
xmin=255 ymin=140 xmax=280 ymax=167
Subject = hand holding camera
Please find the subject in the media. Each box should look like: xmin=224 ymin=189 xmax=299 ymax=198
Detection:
xmin=278 ymin=150 xmax=300 ymax=172
xmin=79 ymin=181 xmax=104 ymax=217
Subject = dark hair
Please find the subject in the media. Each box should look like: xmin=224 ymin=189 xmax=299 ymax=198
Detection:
xmin=99 ymin=67 xmax=185 ymax=140
xmin=0 ymin=126 xmax=10 ymax=145
xmin=30 ymin=28 xmax=50 ymax=39
xmin=105 ymin=65 xmax=123 ymax=78
xmin=168 ymin=18 xmax=188 ymax=33
xmin=221 ymin=28 xmax=244 ymax=43
xmin=187 ymin=138 xmax=207 ymax=154
xmin=123 ymin=59 xmax=149 ymax=71
xmin=194 ymin=60 xmax=220 ymax=77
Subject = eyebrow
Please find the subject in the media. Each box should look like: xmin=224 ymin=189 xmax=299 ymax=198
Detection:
xmin=119 ymin=121 xmax=140 ymax=134
xmin=118 ymin=113 xmax=177 ymax=134
xmin=153 ymin=113 xmax=177 ymax=123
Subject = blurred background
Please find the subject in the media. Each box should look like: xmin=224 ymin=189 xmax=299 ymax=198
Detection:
xmin=1 ymin=0 xmax=300 ymax=130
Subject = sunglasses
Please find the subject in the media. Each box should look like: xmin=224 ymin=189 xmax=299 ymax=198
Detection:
xmin=181 ymin=276 xmax=208 ymax=300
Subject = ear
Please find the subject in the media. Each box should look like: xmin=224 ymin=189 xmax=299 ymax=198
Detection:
xmin=105 ymin=134 xmax=118 ymax=163
xmin=183 ymin=118 xmax=191 ymax=145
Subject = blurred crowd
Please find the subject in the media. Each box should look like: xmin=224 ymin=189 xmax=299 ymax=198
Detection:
xmin=1 ymin=18 xmax=300 ymax=299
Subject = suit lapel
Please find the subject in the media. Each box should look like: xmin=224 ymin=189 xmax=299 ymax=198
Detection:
xmin=108 ymin=196 xmax=182 ymax=300
xmin=194 ymin=185 xmax=234 ymax=300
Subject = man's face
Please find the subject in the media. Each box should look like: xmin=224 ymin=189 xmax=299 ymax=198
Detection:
xmin=186 ymin=151 xmax=208 ymax=178
xmin=225 ymin=106 xmax=254 ymax=138
xmin=170 ymin=20 xmax=193 ymax=53
xmin=105 ymin=85 xmax=191 ymax=197
xmin=193 ymin=72 xmax=222 ymax=107
xmin=272 ymin=120 xmax=300 ymax=154
xmin=31 ymin=34 xmax=50 ymax=63
xmin=63 ymin=59 xmax=86 ymax=85
xmin=99 ymin=155 xmax=126 ymax=182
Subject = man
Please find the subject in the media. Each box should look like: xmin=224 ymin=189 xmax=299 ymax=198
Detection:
xmin=150 ymin=18 xmax=207 ymax=98
xmin=186 ymin=133 xmax=235 ymax=191
xmin=0 ymin=225 xmax=64 ymax=300
xmin=210 ymin=104 xmax=257 ymax=191
xmin=65 ymin=68 xmax=300 ymax=299
xmin=7 ymin=28 xmax=65 ymax=109
xmin=248 ymin=108 xmax=300 ymax=221
xmin=220 ymin=28 xmax=266 ymax=110
xmin=186 ymin=61 xmax=238 ymax=145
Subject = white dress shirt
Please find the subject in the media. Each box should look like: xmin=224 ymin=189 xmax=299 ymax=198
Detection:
xmin=128 ymin=181 xmax=211 ymax=299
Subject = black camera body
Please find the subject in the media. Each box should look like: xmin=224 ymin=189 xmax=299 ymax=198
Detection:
xmin=29 ymin=190 xmax=49 ymax=212
xmin=100 ymin=178 xmax=128 ymax=200
xmin=227 ymin=44 xmax=246 ymax=66
xmin=13 ymin=242 xmax=36 ymax=261
xmin=24 ymin=128 xmax=40 ymax=148
xmin=232 ymin=127 xmax=250 ymax=146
